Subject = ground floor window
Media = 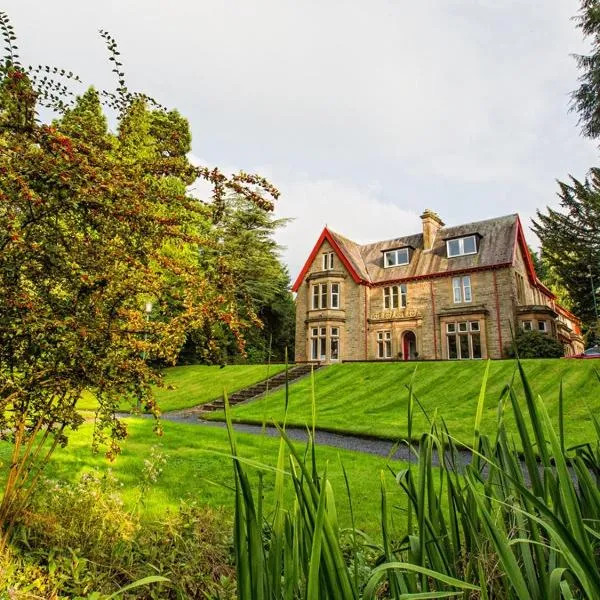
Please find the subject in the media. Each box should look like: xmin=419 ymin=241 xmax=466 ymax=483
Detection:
xmin=377 ymin=330 xmax=392 ymax=358
xmin=446 ymin=321 xmax=482 ymax=359
xmin=310 ymin=327 xmax=327 ymax=360
xmin=330 ymin=327 xmax=339 ymax=360
xmin=311 ymin=326 xmax=340 ymax=360
xmin=522 ymin=320 xmax=532 ymax=330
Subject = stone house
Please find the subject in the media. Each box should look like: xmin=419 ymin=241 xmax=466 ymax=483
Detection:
xmin=292 ymin=210 xmax=584 ymax=362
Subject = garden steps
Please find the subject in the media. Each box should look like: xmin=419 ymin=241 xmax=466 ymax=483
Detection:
xmin=171 ymin=363 xmax=323 ymax=419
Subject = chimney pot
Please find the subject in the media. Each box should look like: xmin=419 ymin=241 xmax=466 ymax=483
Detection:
xmin=420 ymin=209 xmax=444 ymax=251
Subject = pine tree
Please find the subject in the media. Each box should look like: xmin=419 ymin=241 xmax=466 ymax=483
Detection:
xmin=532 ymin=171 xmax=600 ymax=328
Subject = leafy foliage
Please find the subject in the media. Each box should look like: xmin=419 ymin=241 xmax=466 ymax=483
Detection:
xmin=532 ymin=171 xmax=600 ymax=331
xmin=225 ymin=362 xmax=600 ymax=598
xmin=182 ymin=194 xmax=295 ymax=364
xmin=5 ymin=472 xmax=234 ymax=598
xmin=0 ymin=13 xmax=278 ymax=541
xmin=505 ymin=329 xmax=566 ymax=358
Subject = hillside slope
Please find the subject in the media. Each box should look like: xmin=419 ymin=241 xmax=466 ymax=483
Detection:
xmin=212 ymin=359 xmax=600 ymax=448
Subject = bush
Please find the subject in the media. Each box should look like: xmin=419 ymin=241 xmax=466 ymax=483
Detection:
xmin=5 ymin=471 xmax=234 ymax=599
xmin=505 ymin=329 xmax=564 ymax=358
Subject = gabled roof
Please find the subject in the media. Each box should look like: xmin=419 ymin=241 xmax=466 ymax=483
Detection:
xmin=292 ymin=214 xmax=559 ymax=301
xmin=291 ymin=228 xmax=369 ymax=292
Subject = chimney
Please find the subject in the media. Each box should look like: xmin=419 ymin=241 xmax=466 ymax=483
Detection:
xmin=420 ymin=209 xmax=444 ymax=251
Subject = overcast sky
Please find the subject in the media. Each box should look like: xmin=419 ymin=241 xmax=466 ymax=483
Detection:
xmin=3 ymin=0 xmax=598 ymax=278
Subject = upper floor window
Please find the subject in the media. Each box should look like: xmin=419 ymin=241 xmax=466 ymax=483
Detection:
xmin=515 ymin=272 xmax=526 ymax=304
xmin=446 ymin=235 xmax=477 ymax=258
xmin=322 ymin=252 xmax=334 ymax=270
xmin=312 ymin=283 xmax=328 ymax=309
xmin=312 ymin=282 xmax=341 ymax=309
xmin=453 ymin=276 xmax=472 ymax=303
xmin=331 ymin=283 xmax=340 ymax=309
xmin=384 ymin=284 xmax=407 ymax=309
xmin=384 ymin=247 xmax=410 ymax=268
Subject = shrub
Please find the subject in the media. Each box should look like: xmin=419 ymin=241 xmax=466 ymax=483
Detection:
xmin=6 ymin=472 xmax=234 ymax=599
xmin=505 ymin=329 xmax=564 ymax=358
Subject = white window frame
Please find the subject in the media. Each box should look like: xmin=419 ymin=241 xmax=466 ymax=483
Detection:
xmin=522 ymin=320 xmax=532 ymax=331
xmin=383 ymin=248 xmax=410 ymax=268
xmin=538 ymin=320 xmax=547 ymax=332
xmin=311 ymin=326 xmax=335 ymax=360
xmin=452 ymin=276 xmax=472 ymax=304
xmin=330 ymin=327 xmax=339 ymax=360
xmin=446 ymin=235 xmax=478 ymax=258
xmin=383 ymin=284 xmax=408 ymax=309
xmin=311 ymin=283 xmax=328 ymax=309
xmin=322 ymin=252 xmax=334 ymax=270
xmin=446 ymin=321 xmax=482 ymax=360
xmin=330 ymin=283 xmax=340 ymax=309
xmin=377 ymin=330 xmax=392 ymax=359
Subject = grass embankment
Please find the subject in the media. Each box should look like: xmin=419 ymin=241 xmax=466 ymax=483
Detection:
xmin=1 ymin=418 xmax=407 ymax=537
xmin=211 ymin=359 xmax=600 ymax=449
xmin=77 ymin=363 xmax=286 ymax=413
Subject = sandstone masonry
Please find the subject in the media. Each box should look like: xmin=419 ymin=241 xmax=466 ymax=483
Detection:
xmin=293 ymin=211 xmax=584 ymax=363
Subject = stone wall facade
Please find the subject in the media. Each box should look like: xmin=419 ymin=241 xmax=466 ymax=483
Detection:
xmin=294 ymin=217 xmax=584 ymax=362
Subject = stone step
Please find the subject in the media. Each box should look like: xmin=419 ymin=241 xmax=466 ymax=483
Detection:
xmin=196 ymin=363 xmax=322 ymax=413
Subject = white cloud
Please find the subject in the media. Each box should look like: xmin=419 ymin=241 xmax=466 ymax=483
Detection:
xmin=4 ymin=0 xmax=598 ymax=272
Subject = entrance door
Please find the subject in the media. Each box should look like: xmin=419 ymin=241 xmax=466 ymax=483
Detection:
xmin=402 ymin=331 xmax=417 ymax=361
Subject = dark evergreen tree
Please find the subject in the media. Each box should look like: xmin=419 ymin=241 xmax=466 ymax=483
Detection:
xmin=533 ymin=1 xmax=600 ymax=335
xmin=532 ymin=173 xmax=600 ymax=327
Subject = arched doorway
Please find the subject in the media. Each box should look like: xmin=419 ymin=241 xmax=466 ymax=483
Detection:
xmin=402 ymin=331 xmax=417 ymax=361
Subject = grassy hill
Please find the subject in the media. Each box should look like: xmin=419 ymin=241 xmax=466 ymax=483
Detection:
xmin=1 ymin=418 xmax=407 ymax=537
xmin=77 ymin=363 xmax=286 ymax=413
xmin=210 ymin=359 xmax=600 ymax=449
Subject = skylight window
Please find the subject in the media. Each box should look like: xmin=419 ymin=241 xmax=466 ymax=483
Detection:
xmin=446 ymin=235 xmax=478 ymax=258
xmin=383 ymin=248 xmax=410 ymax=268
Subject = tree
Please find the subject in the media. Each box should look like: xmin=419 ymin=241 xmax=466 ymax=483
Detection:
xmin=533 ymin=1 xmax=600 ymax=334
xmin=182 ymin=194 xmax=295 ymax=364
xmin=528 ymin=247 xmax=575 ymax=311
xmin=0 ymin=13 xmax=278 ymax=542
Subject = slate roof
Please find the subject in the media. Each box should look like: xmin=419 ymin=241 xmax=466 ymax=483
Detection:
xmin=327 ymin=214 xmax=519 ymax=284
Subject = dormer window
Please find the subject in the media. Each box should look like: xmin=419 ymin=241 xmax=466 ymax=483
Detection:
xmin=322 ymin=252 xmax=334 ymax=270
xmin=446 ymin=235 xmax=478 ymax=258
xmin=383 ymin=247 xmax=410 ymax=268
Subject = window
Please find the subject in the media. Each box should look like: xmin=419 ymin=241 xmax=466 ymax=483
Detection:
xmin=446 ymin=321 xmax=482 ymax=359
xmin=538 ymin=320 xmax=547 ymax=332
xmin=311 ymin=326 xmax=339 ymax=360
xmin=377 ymin=331 xmax=392 ymax=358
xmin=384 ymin=284 xmax=408 ymax=309
xmin=522 ymin=320 xmax=532 ymax=331
xmin=323 ymin=252 xmax=334 ymax=270
xmin=516 ymin=272 xmax=526 ymax=304
xmin=384 ymin=248 xmax=410 ymax=268
xmin=447 ymin=235 xmax=478 ymax=258
xmin=452 ymin=276 xmax=472 ymax=303
xmin=330 ymin=327 xmax=339 ymax=360
xmin=312 ymin=283 xmax=328 ymax=309
xmin=331 ymin=283 xmax=340 ymax=309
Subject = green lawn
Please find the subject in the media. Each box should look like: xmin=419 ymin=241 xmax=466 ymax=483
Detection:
xmin=77 ymin=363 xmax=286 ymax=413
xmin=4 ymin=418 xmax=408 ymax=538
xmin=209 ymin=359 xmax=600 ymax=450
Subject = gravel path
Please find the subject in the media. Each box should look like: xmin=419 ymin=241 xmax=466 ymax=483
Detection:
xmin=161 ymin=411 xmax=475 ymax=467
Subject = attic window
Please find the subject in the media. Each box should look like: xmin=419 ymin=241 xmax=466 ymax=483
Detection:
xmin=446 ymin=235 xmax=478 ymax=258
xmin=383 ymin=248 xmax=410 ymax=268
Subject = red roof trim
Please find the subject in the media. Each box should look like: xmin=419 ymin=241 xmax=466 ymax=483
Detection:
xmin=370 ymin=262 xmax=513 ymax=287
xmin=291 ymin=228 xmax=366 ymax=292
xmin=513 ymin=216 xmax=556 ymax=300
